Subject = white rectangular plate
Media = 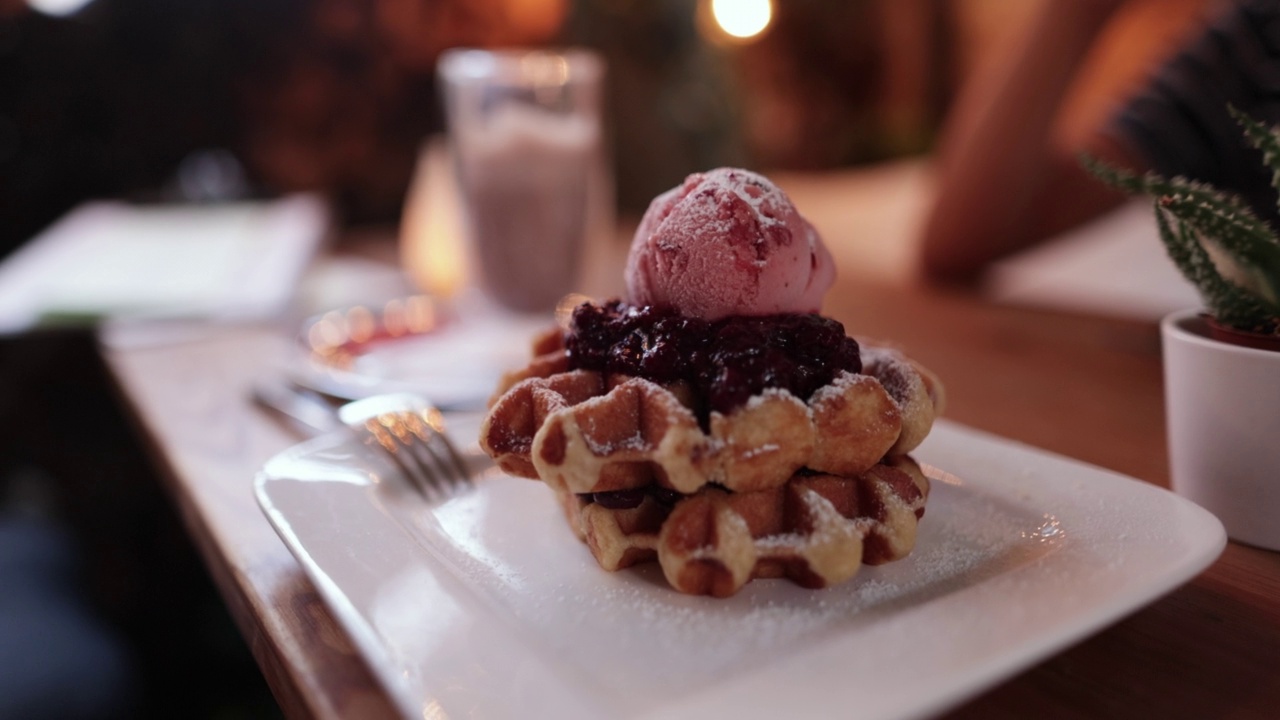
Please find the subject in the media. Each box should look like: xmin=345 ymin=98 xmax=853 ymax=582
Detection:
xmin=255 ymin=418 xmax=1224 ymax=720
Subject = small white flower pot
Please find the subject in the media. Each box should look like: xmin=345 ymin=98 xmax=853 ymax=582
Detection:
xmin=1162 ymin=308 xmax=1280 ymax=551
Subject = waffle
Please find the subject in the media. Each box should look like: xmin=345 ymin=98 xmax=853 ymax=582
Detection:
xmin=478 ymin=324 xmax=944 ymax=595
xmin=479 ymin=332 xmax=944 ymax=496
xmin=558 ymin=456 xmax=929 ymax=597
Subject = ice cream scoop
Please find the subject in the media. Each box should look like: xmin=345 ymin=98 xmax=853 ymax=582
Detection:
xmin=624 ymin=168 xmax=836 ymax=320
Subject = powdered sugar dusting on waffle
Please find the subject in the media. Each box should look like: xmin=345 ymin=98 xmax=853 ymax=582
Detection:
xmin=861 ymin=347 xmax=914 ymax=403
xmin=814 ymin=369 xmax=893 ymax=403
xmin=741 ymin=443 xmax=781 ymax=460
xmin=751 ymin=385 xmax=799 ymax=405
xmin=583 ymin=431 xmax=648 ymax=456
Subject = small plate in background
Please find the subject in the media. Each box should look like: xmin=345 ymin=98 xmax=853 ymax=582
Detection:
xmin=289 ymin=295 xmax=558 ymax=410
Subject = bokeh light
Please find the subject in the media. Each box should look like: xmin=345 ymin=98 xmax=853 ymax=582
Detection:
xmin=27 ymin=0 xmax=95 ymax=17
xmin=710 ymin=0 xmax=773 ymax=41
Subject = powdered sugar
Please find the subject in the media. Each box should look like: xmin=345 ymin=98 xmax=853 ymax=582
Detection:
xmin=861 ymin=346 xmax=915 ymax=405
xmin=810 ymin=370 xmax=866 ymax=405
xmin=745 ymin=385 xmax=809 ymax=412
xmin=582 ymin=431 xmax=648 ymax=456
xmin=695 ymin=168 xmax=792 ymax=233
xmin=624 ymin=168 xmax=836 ymax=319
xmin=741 ymin=443 xmax=781 ymax=459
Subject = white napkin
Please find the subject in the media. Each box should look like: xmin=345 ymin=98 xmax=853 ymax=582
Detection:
xmin=985 ymin=199 xmax=1201 ymax=321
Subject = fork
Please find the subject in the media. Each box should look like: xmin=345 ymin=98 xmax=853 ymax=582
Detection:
xmin=253 ymin=381 xmax=472 ymax=499
xmin=338 ymin=393 xmax=473 ymax=500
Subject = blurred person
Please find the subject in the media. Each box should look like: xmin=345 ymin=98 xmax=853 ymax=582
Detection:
xmin=919 ymin=0 xmax=1279 ymax=283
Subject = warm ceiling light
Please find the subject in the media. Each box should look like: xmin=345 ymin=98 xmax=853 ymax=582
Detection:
xmin=27 ymin=0 xmax=95 ymax=16
xmin=710 ymin=0 xmax=773 ymax=40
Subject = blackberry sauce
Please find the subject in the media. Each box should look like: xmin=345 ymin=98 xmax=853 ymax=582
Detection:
xmin=565 ymin=300 xmax=861 ymax=424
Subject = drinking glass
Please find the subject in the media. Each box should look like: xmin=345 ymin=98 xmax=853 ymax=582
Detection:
xmin=437 ymin=48 xmax=608 ymax=313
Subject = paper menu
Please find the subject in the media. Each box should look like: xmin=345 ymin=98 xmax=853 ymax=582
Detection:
xmin=0 ymin=194 xmax=328 ymax=333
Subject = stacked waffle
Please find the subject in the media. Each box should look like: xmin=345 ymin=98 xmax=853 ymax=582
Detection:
xmin=479 ymin=167 xmax=945 ymax=596
xmin=480 ymin=328 xmax=944 ymax=596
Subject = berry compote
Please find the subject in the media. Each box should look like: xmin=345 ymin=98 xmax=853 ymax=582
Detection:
xmin=565 ymin=300 xmax=861 ymax=425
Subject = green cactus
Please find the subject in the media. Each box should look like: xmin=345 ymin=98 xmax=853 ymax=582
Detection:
xmin=1083 ymin=107 xmax=1280 ymax=335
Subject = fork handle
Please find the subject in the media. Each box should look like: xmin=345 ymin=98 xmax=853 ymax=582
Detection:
xmin=252 ymin=379 xmax=343 ymax=436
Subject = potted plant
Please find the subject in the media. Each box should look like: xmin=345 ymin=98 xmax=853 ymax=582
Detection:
xmin=1086 ymin=107 xmax=1280 ymax=550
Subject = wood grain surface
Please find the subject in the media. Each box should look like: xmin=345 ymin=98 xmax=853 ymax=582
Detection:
xmin=102 ymin=276 xmax=1280 ymax=719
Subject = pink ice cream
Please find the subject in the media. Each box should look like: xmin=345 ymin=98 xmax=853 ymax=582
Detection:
xmin=624 ymin=168 xmax=836 ymax=320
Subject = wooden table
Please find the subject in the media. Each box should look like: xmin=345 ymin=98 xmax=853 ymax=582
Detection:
xmin=101 ymin=267 xmax=1280 ymax=719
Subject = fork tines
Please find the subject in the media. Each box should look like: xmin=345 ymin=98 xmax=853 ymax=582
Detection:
xmin=361 ymin=409 xmax=471 ymax=499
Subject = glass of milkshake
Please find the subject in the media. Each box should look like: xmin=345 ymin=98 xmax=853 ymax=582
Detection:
xmin=438 ymin=48 xmax=608 ymax=314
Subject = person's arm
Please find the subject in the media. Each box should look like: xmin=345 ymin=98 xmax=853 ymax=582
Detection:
xmin=919 ymin=0 xmax=1128 ymax=283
